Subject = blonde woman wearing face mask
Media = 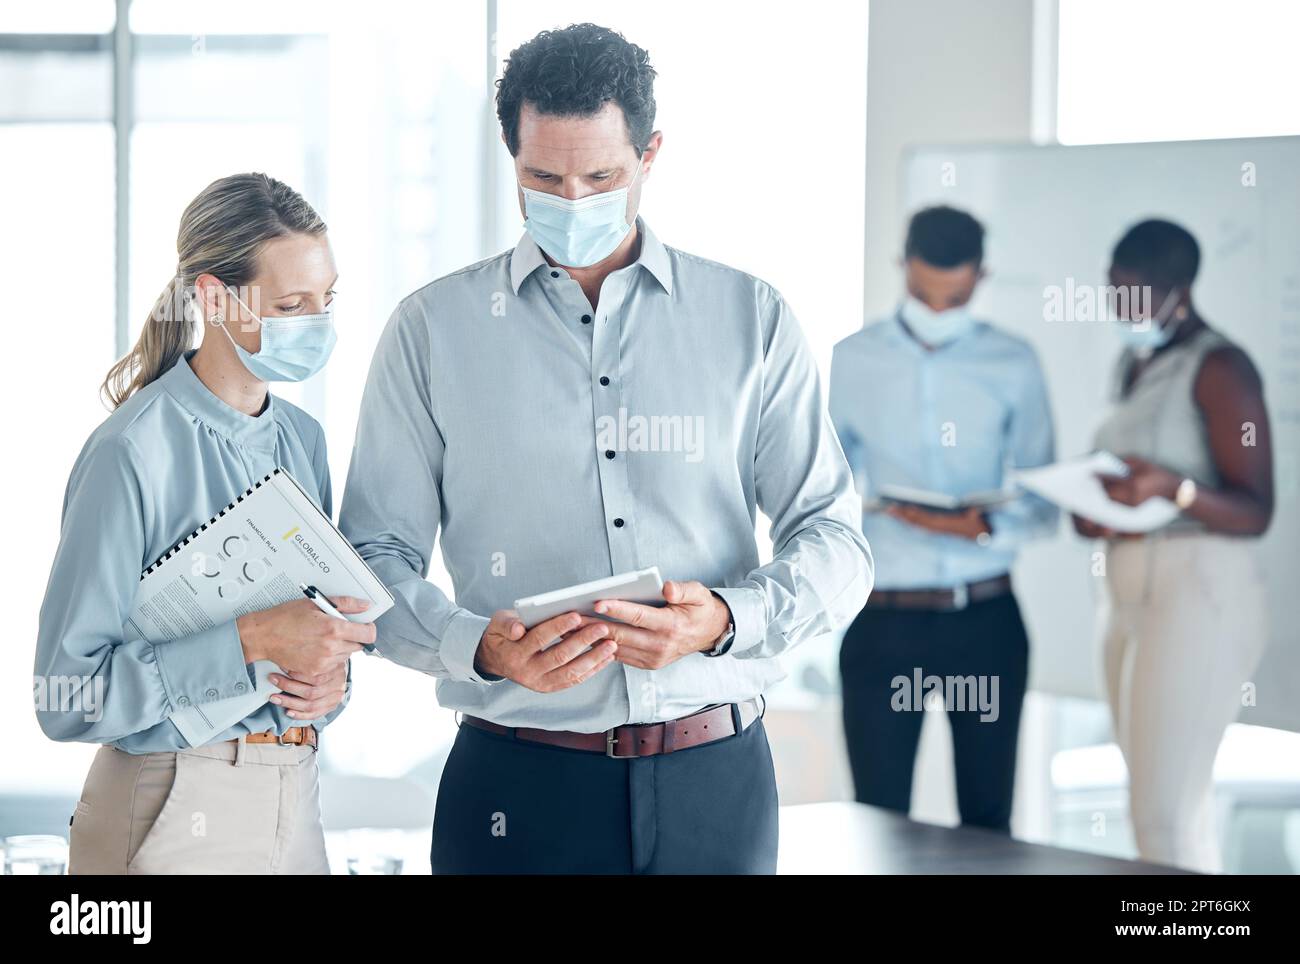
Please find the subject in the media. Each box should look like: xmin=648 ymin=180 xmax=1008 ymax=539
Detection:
xmin=33 ymin=173 xmax=375 ymax=874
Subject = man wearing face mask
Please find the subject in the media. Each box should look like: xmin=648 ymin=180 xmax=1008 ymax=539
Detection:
xmin=339 ymin=23 xmax=872 ymax=874
xmin=829 ymin=206 xmax=1057 ymax=833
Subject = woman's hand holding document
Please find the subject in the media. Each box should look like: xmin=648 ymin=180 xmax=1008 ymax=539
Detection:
xmin=236 ymin=590 xmax=375 ymax=675
xmin=1012 ymin=451 xmax=1179 ymax=534
xmin=124 ymin=468 xmax=394 ymax=746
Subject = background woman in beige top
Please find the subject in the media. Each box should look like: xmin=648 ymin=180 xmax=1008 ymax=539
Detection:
xmin=1079 ymin=218 xmax=1274 ymax=873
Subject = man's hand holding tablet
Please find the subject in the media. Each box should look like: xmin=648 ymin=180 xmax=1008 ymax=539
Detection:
xmin=471 ymin=567 xmax=734 ymax=689
xmin=473 ymin=610 xmax=617 ymax=692
xmin=472 ymin=568 xmax=663 ymax=690
xmin=515 ymin=567 xmax=667 ymax=627
xmin=592 ymin=578 xmax=733 ymax=671
xmin=520 ymin=566 xmax=736 ymax=671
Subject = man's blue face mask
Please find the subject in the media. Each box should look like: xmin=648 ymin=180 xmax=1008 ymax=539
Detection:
xmin=519 ymin=162 xmax=643 ymax=268
xmin=899 ymin=295 xmax=976 ymax=347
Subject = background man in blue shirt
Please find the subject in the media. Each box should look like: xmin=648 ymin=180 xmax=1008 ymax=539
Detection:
xmin=829 ymin=206 xmax=1057 ymax=832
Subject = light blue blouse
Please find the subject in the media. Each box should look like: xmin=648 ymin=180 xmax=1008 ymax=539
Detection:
xmin=34 ymin=350 xmax=348 ymax=753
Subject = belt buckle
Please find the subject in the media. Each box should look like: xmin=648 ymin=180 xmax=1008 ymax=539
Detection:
xmin=279 ymin=726 xmax=312 ymax=747
xmin=950 ymin=583 xmax=969 ymax=611
xmin=605 ymin=726 xmax=635 ymax=759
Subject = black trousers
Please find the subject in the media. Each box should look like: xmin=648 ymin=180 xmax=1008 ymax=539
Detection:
xmin=430 ymin=706 xmax=779 ymax=874
xmin=839 ymin=591 xmax=1029 ymax=833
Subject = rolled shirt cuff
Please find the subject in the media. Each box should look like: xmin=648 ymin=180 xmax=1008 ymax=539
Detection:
xmin=708 ymin=585 xmax=767 ymax=657
xmin=438 ymin=609 xmax=497 ymax=684
xmin=153 ymin=619 xmax=256 ymax=711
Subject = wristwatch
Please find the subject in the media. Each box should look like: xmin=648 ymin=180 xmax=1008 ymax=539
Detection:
xmin=704 ymin=591 xmax=735 ymax=657
xmin=704 ymin=621 xmax=735 ymax=657
xmin=1174 ymin=477 xmax=1198 ymax=511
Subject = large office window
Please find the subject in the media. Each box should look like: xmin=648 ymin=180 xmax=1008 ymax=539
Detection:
xmin=1057 ymin=0 xmax=1300 ymax=145
xmin=0 ymin=5 xmax=118 ymax=805
xmin=1 ymin=1 xmax=491 ymax=811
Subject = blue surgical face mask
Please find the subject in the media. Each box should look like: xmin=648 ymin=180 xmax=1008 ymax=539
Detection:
xmin=520 ymin=163 xmax=643 ymax=268
xmin=1114 ymin=287 xmax=1183 ymax=356
xmin=899 ymin=295 xmax=976 ymax=347
xmin=217 ymin=287 xmax=337 ymax=382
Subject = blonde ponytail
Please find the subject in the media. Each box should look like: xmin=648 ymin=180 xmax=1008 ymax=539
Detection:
xmin=100 ymin=173 xmax=327 ymax=410
xmin=101 ymin=276 xmax=196 ymax=409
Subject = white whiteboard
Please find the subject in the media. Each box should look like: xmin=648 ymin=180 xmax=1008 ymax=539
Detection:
xmin=903 ymin=136 xmax=1300 ymax=733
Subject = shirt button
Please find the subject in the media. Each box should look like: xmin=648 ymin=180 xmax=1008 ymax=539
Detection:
xmin=235 ymin=682 xmax=247 ymax=693
xmin=581 ymin=314 xmax=592 ymax=324
xmin=550 ymin=270 xmax=560 ymax=278
xmin=604 ymin=450 xmax=616 ymax=459
xmin=176 ymin=696 xmax=190 ymax=707
xmin=613 ymin=518 xmax=625 ymax=528
xmin=599 ymin=376 xmax=610 ymax=386
xmin=205 ymin=688 xmax=219 ymax=699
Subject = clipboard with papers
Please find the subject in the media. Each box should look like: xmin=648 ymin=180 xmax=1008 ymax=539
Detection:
xmin=124 ymin=468 xmax=394 ymax=747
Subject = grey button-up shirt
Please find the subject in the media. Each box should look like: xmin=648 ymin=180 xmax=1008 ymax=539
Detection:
xmin=339 ymin=219 xmax=872 ymax=730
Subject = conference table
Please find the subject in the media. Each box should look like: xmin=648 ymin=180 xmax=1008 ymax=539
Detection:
xmin=777 ymin=802 xmax=1192 ymax=874
xmin=324 ymin=800 xmax=1192 ymax=874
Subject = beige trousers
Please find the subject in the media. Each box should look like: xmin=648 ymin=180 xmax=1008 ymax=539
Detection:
xmin=69 ymin=737 xmax=330 ymax=875
xmin=1100 ymin=532 xmax=1268 ymax=874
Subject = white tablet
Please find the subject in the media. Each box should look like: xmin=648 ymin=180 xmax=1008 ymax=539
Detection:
xmin=514 ymin=566 xmax=665 ymax=629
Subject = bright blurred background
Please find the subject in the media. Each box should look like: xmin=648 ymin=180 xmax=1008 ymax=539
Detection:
xmin=3 ymin=0 xmax=1298 ymax=873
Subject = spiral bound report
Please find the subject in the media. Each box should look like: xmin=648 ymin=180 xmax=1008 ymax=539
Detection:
xmin=141 ymin=469 xmax=282 ymax=579
xmin=124 ymin=465 xmax=394 ymax=746
xmin=126 ymin=465 xmax=392 ymax=648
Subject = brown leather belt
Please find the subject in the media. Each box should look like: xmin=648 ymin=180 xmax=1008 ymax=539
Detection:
xmin=242 ymin=726 xmax=317 ymax=747
xmin=865 ymin=573 xmax=1013 ymax=612
xmin=462 ymin=699 xmax=762 ymax=758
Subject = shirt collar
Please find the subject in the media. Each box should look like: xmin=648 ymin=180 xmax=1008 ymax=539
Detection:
xmin=158 ymin=350 xmax=280 ymax=449
xmin=508 ymin=216 xmax=674 ymax=296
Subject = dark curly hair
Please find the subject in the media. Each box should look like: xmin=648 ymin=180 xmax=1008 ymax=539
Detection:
xmin=496 ymin=23 xmax=657 ymax=158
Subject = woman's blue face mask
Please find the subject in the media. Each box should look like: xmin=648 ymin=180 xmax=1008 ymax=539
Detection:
xmin=519 ymin=162 xmax=643 ymax=268
xmin=217 ymin=287 xmax=337 ymax=383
